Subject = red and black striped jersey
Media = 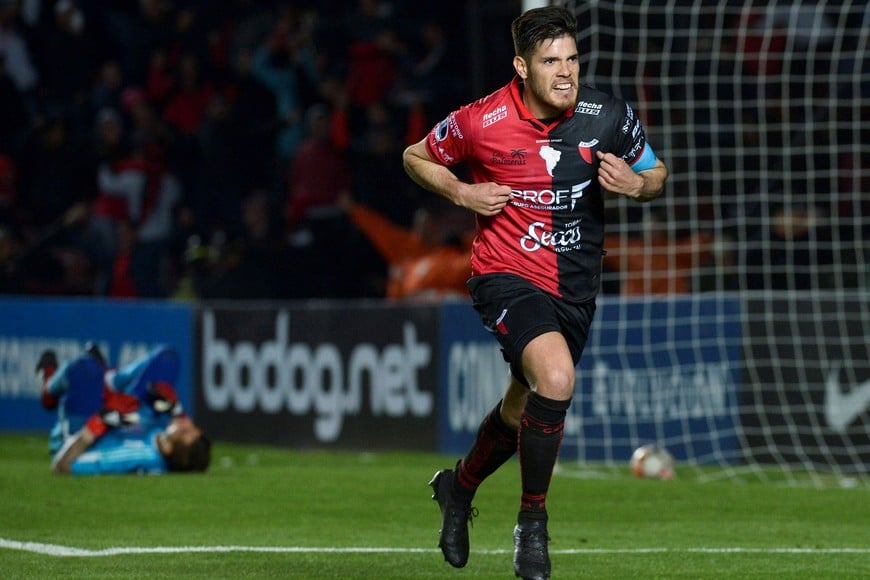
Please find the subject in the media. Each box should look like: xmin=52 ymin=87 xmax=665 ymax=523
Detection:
xmin=425 ymin=75 xmax=652 ymax=303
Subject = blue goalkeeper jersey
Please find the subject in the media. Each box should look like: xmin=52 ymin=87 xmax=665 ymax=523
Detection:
xmin=70 ymin=424 xmax=168 ymax=475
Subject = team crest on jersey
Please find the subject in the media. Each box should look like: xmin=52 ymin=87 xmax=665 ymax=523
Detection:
xmin=578 ymin=139 xmax=599 ymax=164
xmin=434 ymin=118 xmax=449 ymax=142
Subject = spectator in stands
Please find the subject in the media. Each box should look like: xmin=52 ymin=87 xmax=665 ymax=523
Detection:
xmin=200 ymin=189 xmax=292 ymax=300
xmin=603 ymin=209 xmax=713 ymax=295
xmin=1 ymin=202 xmax=99 ymax=296
xmin=0 ymin=0 xmax=38 ymax=109
xmin=170 ymin=233 xmax=217 ymax=301
xmin=0 ymin=224 xmax=26 ymax=293
xmin=0 ymin=153 xmax=18 ymax=223
xmin=37 ymin=343 xmax=210 ymax=475
xmin=162 ymin=50 xmax=217 ymax=137
xmin=338 ymin=191 xmax=473 ymax=301
xmin=190 ymin=91 xmax=246 ymax=237
xmin=34 ymin=0 xmax=97 ymax=135
xmin=743 ymin=203 xmax=834 ymax=291
xmin=103 ymin=0 xmax=176 ymax=85
xmin=393 ymin=17 xmax=463 ymax=123
xmin=106 ymin=218 xmax=139 ymax=298
xmin=18 ymin=113 xmax=91 ymax=230
xmin=342 ymin=0 xmax=401 ymax=109
xmin=0 ymin=59 xmax=29 ymax=154
xmin=90 ymin=60 xmax=127 ymax=119
xmin=91 ymin=107 xmax=128 ymax=168
xmin=221 ymin=47 xmax=277 ymax=193
xmin=251 ymin=6 xmax=320 ymax=170
xmin=285 ymin=103 xmax=350 ymax=232
xmin=95 ymin=138 xmax=183 ymax=298
xmin=347 ymin=102 xmax=418 ymax=226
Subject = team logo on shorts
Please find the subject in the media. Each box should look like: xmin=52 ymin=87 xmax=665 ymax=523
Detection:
xmin=577 ymin=139 xmax=599 ymax=164
xmin=495 ymin=309 xmax=509 ymax=335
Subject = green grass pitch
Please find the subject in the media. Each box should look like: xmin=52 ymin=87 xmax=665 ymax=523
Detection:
xmin=1 ymin=434 xmax=867 ymax=578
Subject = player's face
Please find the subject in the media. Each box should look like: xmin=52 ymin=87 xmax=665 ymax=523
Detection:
xmin=167 ymin=416 xmax=203 ymax=446
xmin=157 ymin=416 xmax=203 ymax=455
xmin=515 ymin=34 xmax=579 ymax=119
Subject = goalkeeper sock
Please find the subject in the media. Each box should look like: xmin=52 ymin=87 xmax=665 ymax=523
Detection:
xmin=36 ymin=350 xmax=59 ymax=409
xmin=518 ymin=392 xmax=570 ymax=517
xmin=454 ymin=400 xmax=518 ymax=502
xmin=39 ymin=368 xmax=58 ymax=409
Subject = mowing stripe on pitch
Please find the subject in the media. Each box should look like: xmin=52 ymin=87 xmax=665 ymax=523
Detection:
xmin=1 ymin=538 xmax=868 ymax=558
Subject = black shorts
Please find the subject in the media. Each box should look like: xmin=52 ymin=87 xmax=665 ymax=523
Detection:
xmin=466 ymin=273 xmax=596 ymax=387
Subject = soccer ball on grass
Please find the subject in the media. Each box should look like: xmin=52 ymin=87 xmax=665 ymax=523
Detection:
xmin=629 ymin=444 xmax=676 ymax=480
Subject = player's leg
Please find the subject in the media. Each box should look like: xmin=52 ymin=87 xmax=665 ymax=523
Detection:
xmin=110 ymin=345 xmax=180 ymax=400
xmin=51 ymin=356 xmax=106 ymax=416
xmin=510 ymin=331 xmax=574 ymax=580
xmin=429 ymin=374 xmax=526 ymax=567
xmin=512 ymin=300 xmax=594 ymax=580
xmin=455 ymin=376 xmax=526 ymax=499
xmin=430 ymin=274 xmax=560 ymax=569
xmin=44 ymin=354 xmax=106 ymax=454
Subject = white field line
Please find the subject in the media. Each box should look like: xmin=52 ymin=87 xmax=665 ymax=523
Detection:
xmin=1 ymin=538 xmax=868 ymax=558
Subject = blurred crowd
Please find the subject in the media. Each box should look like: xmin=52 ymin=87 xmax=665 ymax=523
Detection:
xmin=0 ymin=1 xmax=864 ymax=302
xmin=0 ymin=0 xmax=471 ymax=300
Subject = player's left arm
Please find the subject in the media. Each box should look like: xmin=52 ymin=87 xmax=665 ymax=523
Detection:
xmin=51 ymin=390 xmax=142 ymax=475
xmin=596 ymin=151 xmax=668 ymax=202
xmin=51 ymin=428 xmax=97 ymax=474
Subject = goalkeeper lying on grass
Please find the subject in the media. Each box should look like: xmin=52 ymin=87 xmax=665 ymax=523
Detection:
xmin=37 ymin=344 xmax=211 ymax=475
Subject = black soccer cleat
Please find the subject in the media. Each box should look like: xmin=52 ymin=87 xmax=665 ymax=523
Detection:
xmin=36 ymin=349 xmax=58 ymax=374
xmin=36 ymin=349 xmax=59 ymax=409
xmin=513 ymin=519 xmax=551 ymax=580
xmin=429 ymin=467 xmax=476 ymax=568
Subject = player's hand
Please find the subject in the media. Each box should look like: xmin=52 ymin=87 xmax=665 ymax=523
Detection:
xmin=456 ymin=182 xmax=511 ymax=216
xmin=85 ymin=391 xmax=141 ymax=437
xmin=596 ymin=151 xmax=645 ymax=199
xmin=148 ymin=381 xmax=185 ymax=417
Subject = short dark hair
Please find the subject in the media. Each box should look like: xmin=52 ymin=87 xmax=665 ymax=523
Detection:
xmin=511 ymin=6 xmax=577 ymax=61
xmin=166 ymin=434 xmax=212 ymax=473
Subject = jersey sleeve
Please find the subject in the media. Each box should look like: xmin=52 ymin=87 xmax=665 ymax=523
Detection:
xmin=612 ymin=101 xmax=658 ymax=172
xmin=424 ymin=106 xmax=474 ymax=167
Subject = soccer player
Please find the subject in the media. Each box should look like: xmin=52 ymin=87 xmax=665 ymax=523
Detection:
xmin=38 ymin=344 xmax=211 ymax=475
xmin=402 ymin=6 xmax=667 ymax=579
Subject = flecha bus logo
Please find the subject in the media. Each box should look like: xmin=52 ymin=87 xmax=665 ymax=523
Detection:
xmin=578 ymin=139 xmax=599 ymax=164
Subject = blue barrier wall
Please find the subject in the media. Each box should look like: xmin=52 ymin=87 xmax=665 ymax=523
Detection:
xmin=2 ymin=296 xmax=743 ymax=464
xmin=0 ymin=298 xmax=194 ymax=431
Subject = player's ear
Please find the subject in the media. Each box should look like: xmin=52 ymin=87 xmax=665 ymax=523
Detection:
xmin=513 ymin=55 xmax=527 ymax=79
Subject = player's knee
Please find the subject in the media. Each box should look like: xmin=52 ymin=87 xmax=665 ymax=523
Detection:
xmin=531 ymin=365 xmax=576 ymax=400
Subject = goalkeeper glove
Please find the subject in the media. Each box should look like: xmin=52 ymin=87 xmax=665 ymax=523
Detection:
xmin=85 ymin=390 xmax=141 ymax=438
xmin=148 ymin=381 xmax=184 ymax=417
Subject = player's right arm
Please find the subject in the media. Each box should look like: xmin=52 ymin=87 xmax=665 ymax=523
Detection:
xmin=402 ymin=139 xmax=511 ymax=217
